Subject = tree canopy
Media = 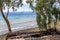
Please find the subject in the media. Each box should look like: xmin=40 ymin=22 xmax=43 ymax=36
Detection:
xmin=26 ymin=0 xmax=60 ymax=30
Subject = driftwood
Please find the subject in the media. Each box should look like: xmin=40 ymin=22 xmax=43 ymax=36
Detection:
xmin=6 ymin=28 xmax=60 ymax=40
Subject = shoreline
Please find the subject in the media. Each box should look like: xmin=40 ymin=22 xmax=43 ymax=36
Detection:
xmin=0 ymin=27 xmax=39 ymax=40
xmin=0 ymin=19 xmax=37 ymax=35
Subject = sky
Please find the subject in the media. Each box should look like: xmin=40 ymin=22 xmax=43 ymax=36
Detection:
xmin=3 ymin=0 xmax=33 ymax=12
xmin=53 ymin=1 xmax=60 ymax=10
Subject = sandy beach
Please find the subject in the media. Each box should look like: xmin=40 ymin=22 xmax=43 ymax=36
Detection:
xmin=0 ymin=27 xmax=39 ymax=40
xmin=0 ymin=27 xmax=60 ymax=40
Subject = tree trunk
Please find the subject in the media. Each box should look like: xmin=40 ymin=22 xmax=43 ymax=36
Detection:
xmin=0 ymin=8 xmax=11 ymax=32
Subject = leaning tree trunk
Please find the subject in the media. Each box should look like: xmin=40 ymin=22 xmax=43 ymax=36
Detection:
xmin=0 ymin=8 xmax=11 ymax=32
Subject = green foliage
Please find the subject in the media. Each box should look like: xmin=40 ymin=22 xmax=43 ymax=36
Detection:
xmin=17 ymin=0 xmax=23 ymax=7
xmin=0 ymin=0 xmax=23 ymax=11
xmin=26 ymin=0 xmax=34 ymax=10
xmin=2 ymin=0 xmax=11 ymax=2
xmin=26 ymin=0 xmax=59 ymax=30
xmin=35 ymin=0 xmax=52 ymax=30
xmin=0 ymin=0 xmax=3 ymax=7
xmin=35 ymin=0 xmax=58 ymax=29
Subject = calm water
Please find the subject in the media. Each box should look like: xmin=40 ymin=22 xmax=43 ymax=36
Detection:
xmin=0 ymin=12 xmax=37 ymax=35
xmin=0 ymin=12 xmax=36 ymax=21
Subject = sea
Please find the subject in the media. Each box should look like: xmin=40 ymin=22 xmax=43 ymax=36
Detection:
xmin=0 ymin=12 xmax=37 ymax=35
